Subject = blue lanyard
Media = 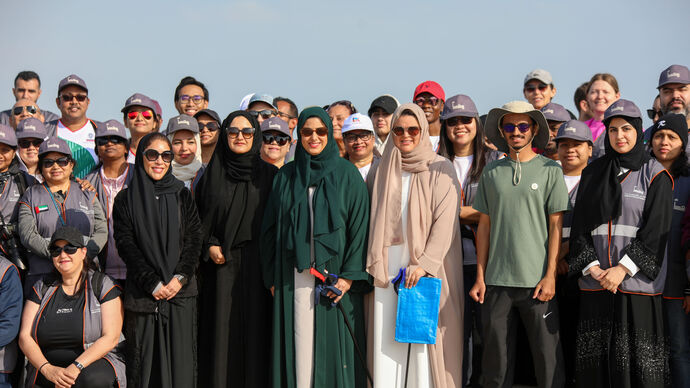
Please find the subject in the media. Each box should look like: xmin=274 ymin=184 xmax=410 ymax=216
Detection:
xmin=44 ymin=183 xmax=66 ymax=226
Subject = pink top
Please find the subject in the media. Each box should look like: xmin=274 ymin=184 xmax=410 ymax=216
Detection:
xmin=586 ymin=118 xmax=606 ymax=141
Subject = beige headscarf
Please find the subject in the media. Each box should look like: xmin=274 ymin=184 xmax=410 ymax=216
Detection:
xmin=367 ymin=103 xmax=438 ymax=287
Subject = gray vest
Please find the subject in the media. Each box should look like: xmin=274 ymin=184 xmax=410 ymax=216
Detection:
xmin=22 ymin=182 xmax=96 ymax=276
xmin=581 ymin=159 xmax=669 ymax=294
xmin=0 ymin=175 xmax=25 ymax=223
xmin=663 ymin=175 xmax=690 ymax=298
xmin=25 ymin=271 xmax=126 ymax=387
xmin=0 ymin=258 xmax=18 ymax=373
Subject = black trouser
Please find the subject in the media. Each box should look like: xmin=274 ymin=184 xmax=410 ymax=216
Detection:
xmin=463 ymin=265 xmax=484 ymax=387
xmin=35 ymin=358 xmax=116 ymax=388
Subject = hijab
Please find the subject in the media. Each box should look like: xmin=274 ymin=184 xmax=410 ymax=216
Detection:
xmin=281 ymin=106 xmax=342 ymax=270
xmin=127 ymin=133 xmax=184 ymax=283
xmin=570 ymin=115 xmax=647 ymax=251
xmin=195 ymin=111 xmax=276 ymax=256
xmin=367 ymin=103 xmax=438 ymax=287
xmin=168 ymin=130 xmax=203 ymax=183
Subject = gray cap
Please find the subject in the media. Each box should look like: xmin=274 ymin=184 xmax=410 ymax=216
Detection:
xmin=96 ymin=120 xmax=128 ymax=139
xmin=166 ymin=114 xmax=199 ymax=135
xmin=441 ymin=94 xmax=478 ymax=120
xmin=523 ymin=69 xmax=553 ymax=85
xmin=121 ymin=93 xmax=157 ymax=113
xmin=0 ymin=125 xmax=17 ymax=147
xmin=248 ymin=93 xmax=276 ymax=110
xmin=554 ymin=120 xmax=593 ymax=143
xmin=50 ymin=226 xmax=86 ymax=249
xmin=58 ymin=74 xmax=88 ymax=94
xmin=260 ymin=117 xmax=291 ymax=137
xmin=16 ymin=118 xmax=48 ymax=140
xmin=603 ymin=99 xmax=641 ymax=122
xmin=38 ymin=137 xmax=72 ymax=157
xmin=658 ymin=64 xmax=690 ymax=88
xmin=194 ymin=109 xmax=221 ymax=124
xmin=540 ymin=103 xmax=570 ymax=123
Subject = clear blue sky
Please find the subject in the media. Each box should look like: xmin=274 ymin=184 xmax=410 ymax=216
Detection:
xmin=1 ymin=0 xmax=688 ymax=128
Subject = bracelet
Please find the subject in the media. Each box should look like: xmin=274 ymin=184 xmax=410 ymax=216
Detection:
xmin=38 ymin=361 xmax=49 ymax=374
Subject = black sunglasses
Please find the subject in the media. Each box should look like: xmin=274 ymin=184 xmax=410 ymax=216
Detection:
xmin=198 ymin=122 xmax=220 ymax=132
xmin=227 ymin=127 xmax=255 ymax=139
xmin=446 ymin=116 xmax=474 ymax=126
xmin=143 ymin=149 xmax=174 ymax=163
xmin=60 ymin=94 xmax=88 ymax=103
xmin=248 ymin=110 xmax=277 ymax=120
xmin=12 ymin=105 xmax=38 ymax=115
xmin=42 ymin=157 xmax=71 ymax=169
xmin=647 ymin=109 xmax=662 ymax=120
xmin=50 ymin=244 xmax=79 ymax=257
xmin=18 ymin=139 xmax=42 ymax=148
xmin=262 ymin=133 xmax=290 ymax=146
xmin=524 ymin=83 xmax=549 ymax=93
xmin=96 ymin=136 xmax=126 ymax=147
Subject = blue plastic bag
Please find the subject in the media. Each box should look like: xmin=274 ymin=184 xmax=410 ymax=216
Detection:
xmin=393 ymin=269 xmax=442 ymax=344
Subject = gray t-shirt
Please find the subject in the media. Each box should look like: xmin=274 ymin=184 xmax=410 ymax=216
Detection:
xmin=473 ymin=154 xmax=569 ymax=288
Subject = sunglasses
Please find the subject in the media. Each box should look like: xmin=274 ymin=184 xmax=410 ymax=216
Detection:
xmin=248 ymin=110 xmax=277 ymax=120
xmin=227 ymin=127 xmax=255 ymax=139
xmin=50 ymin=244 xmax=79 ymax=257
xmin=262 ymin=133 xmax=290 ymax=146
xmin=12 ymin=105 xmax=38 ymax=115
xmin=647 ymin=109 xmax=662 ymax=120
xmin=42 ymin=157 xmax=71 ymax=169
xmin=414 ymin=96 xmax=440 ymax=106
xmin=178 ymin=94 xmax=204 ymax=104
xmin=18 ymin=139 xmax=42 ymax=148
xmin=96 ymin=136 xmax=126 ymax=147
xmin=198 ymin=122 xmax=220 ymax=132
xmin=502 ymin=123 xmax=532 ymax=133
xmin=446 ymin=116 xmax=473 ymax=126
xmin=300 ymin=127 xmax=329 ymax=137
xmin=392 ymin=126 xmax=421 ymax=137
xmin=127 ymin=110 xmax=154 ymax=120
xmin=524 ymin=83 xmax=549 ymax=93
xmin=143 ymin=149 xmax=174 ymax=163
xmin=277 ymin=111 xmax=296 ymax=120
xmin=343 ymin=132 xmax=373 ymax=142
xmin=60 ymin=94 xmax=88 ymax=102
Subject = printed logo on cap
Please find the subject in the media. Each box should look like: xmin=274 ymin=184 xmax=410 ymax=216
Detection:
xmin=269 ymin=123 xmax=281 ymax=130
xmin=131 ymin=98 xmax=142 ymax=104
xmin=352 ymin=117 xmax=360 ymax=123
xmin=67 ymin=77 xmax=80 ymax=84
xmin=48 ymin=143 xmax=60 ymax=149
xmin=177 ymin=118 xmax=190 ymax=126
xmin=25 ymin=124 xmax=36 ymax=131
xmin=451 ymin=101 xmax=465 ymax=110
xmin=667 ymin=70 xmax=681 ymax=79
xmin=107 ymin=124 xmax=119 ymax=132
xmin=543 ymin=109 xmax=554 ymax=114
xmin=611 ymin=106 xmax=624 ymax=113
xmin=0 ymin=132 xmax=6 ymax=138
xmin=564 ymin=126 xmax=576 ymax=133
xmin=658 ymin=120 xmax=666 ymax=128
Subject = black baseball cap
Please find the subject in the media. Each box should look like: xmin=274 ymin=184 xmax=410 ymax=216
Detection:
xmin=368 ymin=95 xmax=398 ymax=116
xmin=50 ymin=226 xmax=86 ymax=249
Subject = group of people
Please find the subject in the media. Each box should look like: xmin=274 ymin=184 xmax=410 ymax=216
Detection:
xmin=0 ymin=63 xmax=686 ymax=388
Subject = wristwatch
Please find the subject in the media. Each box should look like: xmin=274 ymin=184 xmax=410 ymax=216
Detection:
xmin=175 ymin=274 xmax=188 ymax=287
xmin=72 ymin=361 xmax=84 ymax=371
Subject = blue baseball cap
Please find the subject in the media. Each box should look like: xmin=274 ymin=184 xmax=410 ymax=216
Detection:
xmin=541 ymin=103 xmax=570 ymax=123
xmin=441 ymin=94 xmax=478 ymax=120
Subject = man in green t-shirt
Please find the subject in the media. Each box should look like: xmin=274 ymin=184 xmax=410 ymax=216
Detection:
xmin=469 ymin=101 xmax=569 ymax=388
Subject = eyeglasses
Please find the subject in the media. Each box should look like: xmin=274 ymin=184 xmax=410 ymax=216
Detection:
xmin=502 ymin=123 xmax=532 ymax=133
xmin=524 ymin=83 xmax=549 ymax=93
xmin=248 ymin=110 xmax=277 ymax=120
xmin=227 ymin=127 xmax=255 ymax=139
xmin=18 ymin=139 xmax=42 ymax=148
xmin=60 ymin=94 xmax=88 ymax=103
xmin=143 ymin=149 xmax=174 ymax=163
xmin=42 ymin=157 xmax=71 ymax=169
xmin=50 ymin=244 xmax=79 ymax=257
xmin=392 ymin=126 xmax=421 ymax=137
xmin=414 ymin=96 xmax=440 ymax=106
xmin=127 ymin=110 xmax=154 ymax=120
xmin=198 ymin=122 xmax=220 ymax=132
xmin=647 ymin=109 xmax=662 ymax=120
xmin=300 ymin=127 xmax=329 ymax=137
xmin=277 ymin=111 xmax=296 ymax=120
xmin=178 ymin=94 xmax=204 ymax=104
xmin=343 ymin=132 xmax=373 ymax=142
xmin=12 ymin=105 xmax=38 ymax=115
xmin=446 ymin=116 xmax=473 ymax=126
xmin=96 ymin=136 xmax=126 ymax=147
xmin=262 ymin=133 xmax=291 ymax=146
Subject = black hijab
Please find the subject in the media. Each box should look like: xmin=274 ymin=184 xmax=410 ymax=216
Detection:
xmin=195 ymin=111 xmax=277 ymax=257
xmin=571 ymin=115 xmax=647 ymax=249
xmin=127 ymin=133 xmax=184 ymax=283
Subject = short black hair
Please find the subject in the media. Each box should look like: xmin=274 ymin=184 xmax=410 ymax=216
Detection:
xmin=174 ymin=76 xmax=209 ymax=102
xmin=273 ymin=96 xmax=299 ymax=118
xmin=15 ymin=71 xmax=41 ymax=88
xmin=573 ymin=82 xmax=589 ymax=114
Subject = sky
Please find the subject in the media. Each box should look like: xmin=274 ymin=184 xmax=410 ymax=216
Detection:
xmin=1 ymin=0 xmax=688 ymax=128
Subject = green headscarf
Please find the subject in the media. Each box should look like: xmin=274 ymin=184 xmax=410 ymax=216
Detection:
xmin=287 ymin=106 xmax=344 ymax=270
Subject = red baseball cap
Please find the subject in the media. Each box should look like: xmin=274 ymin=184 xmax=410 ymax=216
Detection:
xmin=413 ymin=81 xmax=445 ymax=102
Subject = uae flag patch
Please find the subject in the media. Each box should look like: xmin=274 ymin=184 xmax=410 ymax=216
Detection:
xmin=35 ymin=205 xmax=48 ymax=214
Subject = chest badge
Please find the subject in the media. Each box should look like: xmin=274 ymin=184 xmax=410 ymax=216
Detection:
xmin=531 ymin=183 xmax=539 ymax=190
xmin=35 ymin=205 xmax=49 ymax=214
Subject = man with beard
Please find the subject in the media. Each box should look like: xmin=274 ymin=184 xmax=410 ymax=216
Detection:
xmin=657 ymin=65 xmax=690 ymax=154
xmin=540 ymin=103 xmax=571 ymax=160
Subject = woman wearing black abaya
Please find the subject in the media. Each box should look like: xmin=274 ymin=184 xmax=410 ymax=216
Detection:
xmin=196 ymin=111 xmax=277 ymax=387
xmin=112 ymin=132 xmax=202 ymax=388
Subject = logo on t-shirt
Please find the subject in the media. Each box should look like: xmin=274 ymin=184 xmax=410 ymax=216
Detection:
xmin=531 ymin=183 xmax=539 ymax=190
xmin=56 ymin=308 xmax=73 ymax=314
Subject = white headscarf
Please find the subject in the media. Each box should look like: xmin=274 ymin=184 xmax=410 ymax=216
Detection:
xmin=167 ymin=130 xmax=203 ymax=183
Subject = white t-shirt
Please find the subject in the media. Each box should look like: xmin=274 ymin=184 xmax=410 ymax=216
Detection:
xmin=429 ymin=136 xmax=440 ymax=152
xmin=358 ymin=163 xmax=372 ymax=182
xmin=563 ymin=174 xmax=581 ymax=193
xmin=56 ymin=120 xmax=98 ymax=178
xmin=453 ymin=155 xmax=474 ymax=187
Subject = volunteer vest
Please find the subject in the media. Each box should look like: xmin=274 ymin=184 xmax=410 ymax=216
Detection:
xmin=0 ymin=174 xmax=25 ymax=223
xmin=26 ymin=271 xmax=126 ymax=387
xmin=20 ymin=182 xmax=97 ymax=276
xmin=0 ymin=258 xmax=18 ymax=373
xmin=581 ymin=159 xmax=670 ymax=294
xmin=663 ymin=175 xmax=690 ymax=298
